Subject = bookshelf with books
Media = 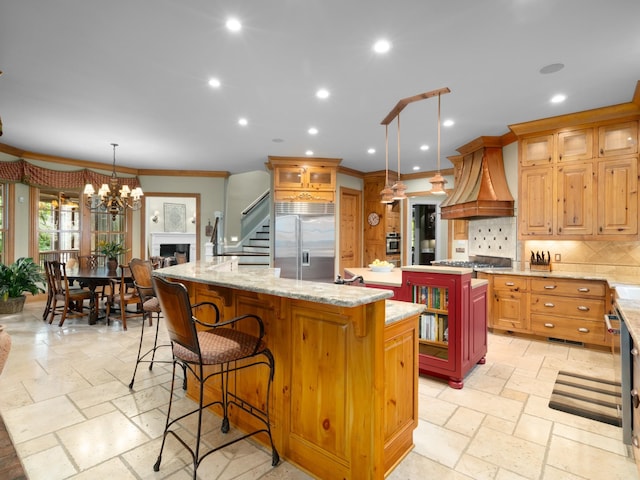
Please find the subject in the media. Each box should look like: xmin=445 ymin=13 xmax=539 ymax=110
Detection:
xmin=401 ymin=266 xmax=487 ymax=389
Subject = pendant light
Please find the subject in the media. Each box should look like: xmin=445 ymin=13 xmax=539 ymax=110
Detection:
xmin=380 ymin=124 xmax=394 ymax=203
xmin=428 ymin=92 xmax=448 ymax=195
xmin=392 ymin=114 xmax=407 ymax=200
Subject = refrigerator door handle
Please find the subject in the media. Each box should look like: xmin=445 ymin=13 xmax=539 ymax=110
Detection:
xmin=301 ymin=249 xmax=310 ymax=266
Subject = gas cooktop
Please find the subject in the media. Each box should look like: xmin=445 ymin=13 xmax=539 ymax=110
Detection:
xmin=434 ymin=260 xmax=496 ymax=268
xmin=432 ymin=255 xmax=513 ymax=270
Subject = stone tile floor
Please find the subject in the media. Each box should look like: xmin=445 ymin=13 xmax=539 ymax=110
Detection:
xmin=0 ymin=300 xmax=637 ymax=479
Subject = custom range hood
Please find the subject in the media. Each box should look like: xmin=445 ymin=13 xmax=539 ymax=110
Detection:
xmin=440 ymin=136 xmax=514 ymax=220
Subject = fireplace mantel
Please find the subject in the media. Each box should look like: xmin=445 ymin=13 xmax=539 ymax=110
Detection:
xmin=150 ymin=232 xmax=196 ymax=261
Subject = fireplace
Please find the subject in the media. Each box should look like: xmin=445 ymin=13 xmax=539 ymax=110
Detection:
xmin=159 ymin=243 xmax=190 ymax=261
xmin=150 ymin=233 xmax=196 ymax=262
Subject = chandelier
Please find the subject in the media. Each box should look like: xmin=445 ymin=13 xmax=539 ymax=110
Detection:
xmin=83 ymin=143 xmax=143 ymax=220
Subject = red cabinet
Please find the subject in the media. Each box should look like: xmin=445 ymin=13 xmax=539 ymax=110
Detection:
xmin=400 ymin=268 xmax=487 ymax=389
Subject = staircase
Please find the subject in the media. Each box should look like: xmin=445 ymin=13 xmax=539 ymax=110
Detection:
xmin=232 ymin=220 xmax=270 ymax=268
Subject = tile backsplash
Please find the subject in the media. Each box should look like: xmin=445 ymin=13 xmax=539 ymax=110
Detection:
xmin=523 ymin=239 xmax=640 ymax=282
xmin=468 ymin=217 xmax=517 ymax=260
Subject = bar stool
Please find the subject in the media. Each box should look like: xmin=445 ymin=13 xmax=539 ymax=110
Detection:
xmin=128 ymin=258 xmax=172 ymax=389
xmin=152 ymin=276 xmax=279 ymax=478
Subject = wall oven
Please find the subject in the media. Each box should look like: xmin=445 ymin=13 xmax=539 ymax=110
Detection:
xmin=386 ymin=232 xmax=401 ymax=255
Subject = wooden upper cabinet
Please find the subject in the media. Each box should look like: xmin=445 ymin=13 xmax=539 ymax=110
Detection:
xmin=556 ymin=162 xmax=594 ymax=235
xmin=307 ymin=166 xmax=335 ymax=190
xmin=558 ymin=128 xmax=593 ymax=163
xmin=522 ymin=129 xmax=594 ymax=165
xmin=519 ymin=166 xmax=554 ymax=236
xmin=516 ymin=114 xmax=640 ymax=240
xmin=521 ymin=134 xmax=554 ymax=166
xmin=274 ymin=165 xmax=335 ymax=191
xmin=268 ymin=156 xmax=340 ymax=203
xmin=598 ymin=121 xmax=639 ymax=157
xmin=597 ymin=156 xmax=638 ymax=235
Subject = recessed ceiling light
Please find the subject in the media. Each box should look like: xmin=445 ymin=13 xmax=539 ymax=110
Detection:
xmin=316 ymin=88 xmax=330 ymax=99
xmin=540 ymin=63 xmax=565 ymax=74
xmin=420 ymin=144 xmax=429 ymax=151
xmin=551 ymin=94 xmax=567 ymax=103
xmin=308 ymin=127 xmax=318 ymax=135
xmin=208 ymin=78 xmax=221 ymax=88
xmin=443 ymin=119 xmax=454 ymax=127
xmin=413 ymin=166 xmax=421 ymax=171
xmin=226 ymin=18 xmax=242 ymax=32
xmin=367 ymin=148 xmax=376 ymax=154
xmin=238 ymin=118 xmax=248 ymax=126
xmin=373 ymin=39 xmax=391 ymax=54
xmin=305 ymin=150 xmax=314 ymax=156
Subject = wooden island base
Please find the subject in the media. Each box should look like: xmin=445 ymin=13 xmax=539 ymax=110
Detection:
xmin=157 ymin=263 xmax=421 ymax=479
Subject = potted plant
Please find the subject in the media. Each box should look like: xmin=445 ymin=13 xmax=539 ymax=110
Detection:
xmin=0 ymin=257 xmax=46 ymax=314
xmin=97 ymin=240 xmax=128 ymax=271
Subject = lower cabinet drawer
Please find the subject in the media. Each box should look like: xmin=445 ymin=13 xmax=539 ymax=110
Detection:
xmin=531 ymin=314 xmax=605 ymax=344
xmin=529 ymin=278 xmax=606 ymax=297
xmin=530 ymin=294 xmax=605 ymax=320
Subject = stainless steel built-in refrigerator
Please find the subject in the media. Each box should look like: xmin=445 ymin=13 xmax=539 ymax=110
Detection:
xmin=274 ymin=202 xmax=335 ymax=282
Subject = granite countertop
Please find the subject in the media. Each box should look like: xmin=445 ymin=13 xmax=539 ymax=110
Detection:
xmin=385 ymin=300 xmax=425 ymax=325
xmin=155 ymin=261 xmax=392 ymax=308
xmin=475 ymin=266 xmax=640 ymax=286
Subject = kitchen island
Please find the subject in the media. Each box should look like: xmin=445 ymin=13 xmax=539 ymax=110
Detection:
xmin=154 ymin=261 xmax=423 ymax=479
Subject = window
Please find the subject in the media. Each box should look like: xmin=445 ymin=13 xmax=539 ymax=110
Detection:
xmin=91 ymin=209 xmax=128 ymax=264
xmin=37 ymin=189 xmax=81 ymax=266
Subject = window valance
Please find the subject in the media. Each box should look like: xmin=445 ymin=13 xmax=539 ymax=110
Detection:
xmin=0 ymin=159 xmax=141 ymax=190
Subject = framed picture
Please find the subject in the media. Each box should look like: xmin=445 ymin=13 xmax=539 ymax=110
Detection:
xmin=163 ymin=203 xmax=186 ymax=232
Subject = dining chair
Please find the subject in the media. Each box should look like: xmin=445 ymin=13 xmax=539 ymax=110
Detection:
xmin=42 ymin=260 xmax=55 ymax=321
xmin=46 ymin=260 xmax=92 ymax=327
xmin=174 ymin=252 xmax=187 ymax=264
xmin=77 ymin=254 xmax=110 ymax=304
xmin=151 ymin=276 xmax=279 ymax=478
xmin=105 ymin=264 xmax=143 ymax=330
xmin=127 ymin=258 xmax=173 ymax=389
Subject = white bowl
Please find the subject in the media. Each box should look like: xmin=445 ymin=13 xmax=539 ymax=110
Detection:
xmin=369 ymin=264 xmax=394 ymax=272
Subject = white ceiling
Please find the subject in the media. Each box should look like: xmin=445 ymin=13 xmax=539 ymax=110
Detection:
xmin=1 ymin=0 xmax=639 ymax=175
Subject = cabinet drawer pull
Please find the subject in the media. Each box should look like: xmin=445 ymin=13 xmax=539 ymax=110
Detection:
xmin=577 ymin=287 xmax=590 ymax=292
xmin=544 ymin=323 xmax=555 ymax=328
xmin=577 ymin=306 xmax=590 ymax=311
xmin=634 ymin=436 xmax=640 ymax=448
xmin=544 ymin=302 xmax=555 ymax=307
xmin=632 ymin=348 xmax=639 ymax=357
xmin=633 ymin=389 xmax=640 ymax=409
xmin=544 ymin=285 xmax=556 ymax=289
xmin=505 ymin=282 xmax=515 ymax=286
xmin=577 ymin=327 xmax=589 ymax=333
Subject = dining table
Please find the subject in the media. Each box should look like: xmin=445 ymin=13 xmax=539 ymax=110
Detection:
xmin=65 ymin=266 xmax=130 ymax=325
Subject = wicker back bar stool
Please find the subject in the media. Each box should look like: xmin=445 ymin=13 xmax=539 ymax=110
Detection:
xmin=151 ymin=276 xmax=279 ymax=478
